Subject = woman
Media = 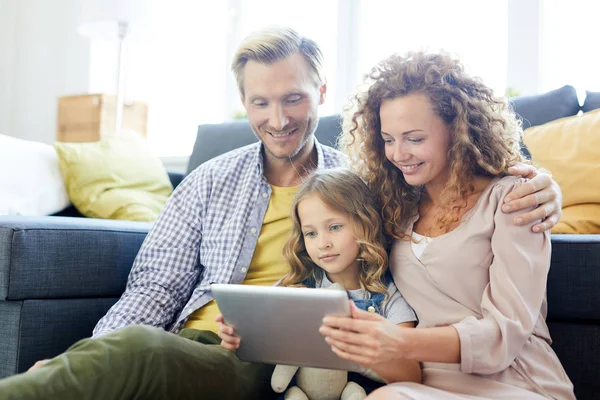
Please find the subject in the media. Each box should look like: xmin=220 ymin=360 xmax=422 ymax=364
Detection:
xmin=319 ymin=51 xmax=575 ymax=399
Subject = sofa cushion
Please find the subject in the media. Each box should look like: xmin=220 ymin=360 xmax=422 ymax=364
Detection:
xmin=553 ymin=205 xmax=600 ymax=234
xmin=522 ymin=109 xmax=600 ymax=233
xmin=0 ymin=301 xmax=21 ymax=377
xmin=511 ymin=85 xmax=581 ymax=129
xmin=0 ymin=217 xmax=149 ymax=300
xmin=582 ymin=90 xmax=600 ymax=113
xmin=187 ymin=115 xmax=342 ymax=174
xmin=54 ymin=131 xmax=173 ymax=222
xmin=523 ymin=108 xmax=600 ymax=207
xmin=0 ymin=298 xmax=118 ymax=377
xmin=0 ymin=135 xmax=71 ymax=216
xmin=511 ymin=86 xmax=581 ymax=159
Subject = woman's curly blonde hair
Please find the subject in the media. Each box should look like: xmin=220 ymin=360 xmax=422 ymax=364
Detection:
xmin=280 ymin=168 xmax=389 ymax=298
xmin=339 ymin=51 xmax=525 ymax=239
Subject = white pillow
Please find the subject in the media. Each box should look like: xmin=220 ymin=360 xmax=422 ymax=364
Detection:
xmin=0 ymin=134 xmax=71 ymax=216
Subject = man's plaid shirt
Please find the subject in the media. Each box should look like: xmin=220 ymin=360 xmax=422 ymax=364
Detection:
xmin=93 ymin=140 xmax=347 ymax=337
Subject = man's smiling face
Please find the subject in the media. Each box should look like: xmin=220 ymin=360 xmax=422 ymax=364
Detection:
xmin=241 ymin=53 xmax=326 ymax=162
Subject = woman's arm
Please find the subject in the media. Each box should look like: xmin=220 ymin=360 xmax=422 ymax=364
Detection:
xmin=322 ymin=312 xmax=461 ymax=365
xmin=452 ymin=179 xmax=551 ymax=374
xmin=322 ymin=302 xmax=421 ymax=384
xmin=366 ymin=322 xmax=422 ymax=384
xmin=322 ymin=179 xmax=550 ymax=375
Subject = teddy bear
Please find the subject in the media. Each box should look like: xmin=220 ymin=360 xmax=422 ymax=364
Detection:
xmin=271 ymin=363 xmax=366 ymax=400
xmin=270 ymin=282 xmax=383 ymax=400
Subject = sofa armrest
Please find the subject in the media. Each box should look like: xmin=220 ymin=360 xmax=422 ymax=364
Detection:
xmin=0 ymin=216 xmax=151 ymax=300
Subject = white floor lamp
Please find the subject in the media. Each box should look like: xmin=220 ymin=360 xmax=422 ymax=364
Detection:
xmin=78 ymin=0 xmax=148 ymax=136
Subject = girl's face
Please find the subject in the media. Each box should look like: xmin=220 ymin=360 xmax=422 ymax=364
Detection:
xmin=380 ymin=93 xmax=452 ymax=193
xmin=297 ymin=193 xmax=361 ymax=289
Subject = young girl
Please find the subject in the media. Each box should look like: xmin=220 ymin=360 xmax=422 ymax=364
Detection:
xmin=320 ymin=51 xmax=575 ymax=399
xmin=217 ymin=168 xmax=421 ymax=386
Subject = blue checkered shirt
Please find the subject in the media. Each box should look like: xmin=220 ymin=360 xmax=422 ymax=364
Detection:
xmin=93 ymin=140 xmax=348 ymax=337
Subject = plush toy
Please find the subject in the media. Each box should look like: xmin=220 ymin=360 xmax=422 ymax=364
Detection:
xmin=271 ymin=283 xmax=381 ymax=400
xmin=271 ymin=364 xmax=366 ymax=400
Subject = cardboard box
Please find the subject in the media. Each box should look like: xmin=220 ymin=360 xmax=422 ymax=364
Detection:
xmin=57 ymin=94 xmax=148 ymax=142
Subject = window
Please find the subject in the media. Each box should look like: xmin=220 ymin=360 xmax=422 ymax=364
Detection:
xmin=356 ymin=0 xmax=508 ymax=95
xmin=89 ymin=0 xmax=509 ymax=157
xmin=541 ymin=0 xmax=600 ymax=94
xmin=90 ymin=1 xmax=230 ymax=157
xmin=233 ymin=0 xmax=339 ymax=117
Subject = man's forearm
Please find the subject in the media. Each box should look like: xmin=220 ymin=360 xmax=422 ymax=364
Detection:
xmin=92 ymin=287 xmax=174 ymax=337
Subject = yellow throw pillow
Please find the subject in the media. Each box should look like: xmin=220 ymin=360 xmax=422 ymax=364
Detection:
xmin=523 ymin=109 xmax=600 ymax=233
xmin=54 ymin=132 xmax=173 ymax=221
xmin=553 ymin=204 xmax=600 ymax=234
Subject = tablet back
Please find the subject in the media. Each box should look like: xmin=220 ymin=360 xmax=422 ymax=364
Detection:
xmin=211 ymin=283 xmax=362 ymax=372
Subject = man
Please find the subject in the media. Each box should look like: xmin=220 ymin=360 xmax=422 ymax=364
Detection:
xmin=0 ymin=27 xmax=561 ymax=400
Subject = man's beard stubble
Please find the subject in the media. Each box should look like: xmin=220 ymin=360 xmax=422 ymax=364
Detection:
xmin=256 ymin=117 xmax=320 ymax=163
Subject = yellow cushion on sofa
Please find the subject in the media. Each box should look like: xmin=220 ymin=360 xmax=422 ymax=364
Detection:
xmin=523 ymin=109 xmax=600 ymax=233
xmin=553 ymin=204 xmax=600 ymax=234
xmin=54 ymin=132 xmax=173 ymax=221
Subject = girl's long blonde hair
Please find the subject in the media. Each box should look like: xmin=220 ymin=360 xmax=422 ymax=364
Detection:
xmin=340 ymin=51 xmax=525 ymax=239
xmin=280 ymin=168 xmax=389 ymax=297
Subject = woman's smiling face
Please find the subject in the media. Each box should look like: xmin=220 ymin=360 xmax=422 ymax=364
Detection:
xmin=380 ymin=93 xmax=452 ymax=190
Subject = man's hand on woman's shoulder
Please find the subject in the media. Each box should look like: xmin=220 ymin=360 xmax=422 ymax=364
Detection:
xmin=503 ymin=163 xmax=562 ymax=233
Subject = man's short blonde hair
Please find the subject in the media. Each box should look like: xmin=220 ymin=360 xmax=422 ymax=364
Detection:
xmin=231 ymin=27 xmax=325 ymax=97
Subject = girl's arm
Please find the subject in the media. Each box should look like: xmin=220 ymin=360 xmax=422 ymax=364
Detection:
xmin=216 ymin=314 xmax=241 ymax=350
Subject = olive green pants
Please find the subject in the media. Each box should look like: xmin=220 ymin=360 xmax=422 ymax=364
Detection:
xmin=0 ymin=325 xmax=275 ymax=400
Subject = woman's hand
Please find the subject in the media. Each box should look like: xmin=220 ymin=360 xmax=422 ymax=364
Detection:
xmin=319 ymin=301 xmax=409 ymax=367
xmin=216 ymin=314 xmax=241 ymax=351
xmin=504 ymin=163 xmax=562 ymax=233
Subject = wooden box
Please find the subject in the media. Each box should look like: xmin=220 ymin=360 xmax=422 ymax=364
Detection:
xmin=57 ymin=94 xmax=148 ymax=142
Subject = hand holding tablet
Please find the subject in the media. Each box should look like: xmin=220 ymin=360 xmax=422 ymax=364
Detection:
xmin=211 ymin=283 xmax=362 ymax=372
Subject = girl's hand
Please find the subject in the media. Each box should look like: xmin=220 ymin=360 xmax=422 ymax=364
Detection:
xmin=216 ymin=314 xmax=241 ymax=350
xmin=319 ymin=301 xmax=410 ymax=367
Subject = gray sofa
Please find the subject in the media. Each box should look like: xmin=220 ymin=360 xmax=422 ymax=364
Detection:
xmin=0 ymin=87 xmax=599 ymax=399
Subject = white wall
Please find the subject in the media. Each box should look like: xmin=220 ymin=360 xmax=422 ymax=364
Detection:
xmin=0 ymin=0 xmax=90 ymax=144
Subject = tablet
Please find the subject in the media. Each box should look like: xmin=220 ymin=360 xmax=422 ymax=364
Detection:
xmin=211 ymin=283 xmax=363 ymax=372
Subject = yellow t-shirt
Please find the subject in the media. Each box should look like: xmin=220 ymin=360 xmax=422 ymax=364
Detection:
xmin=184 ymin=184 xmax=298 ymax=333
